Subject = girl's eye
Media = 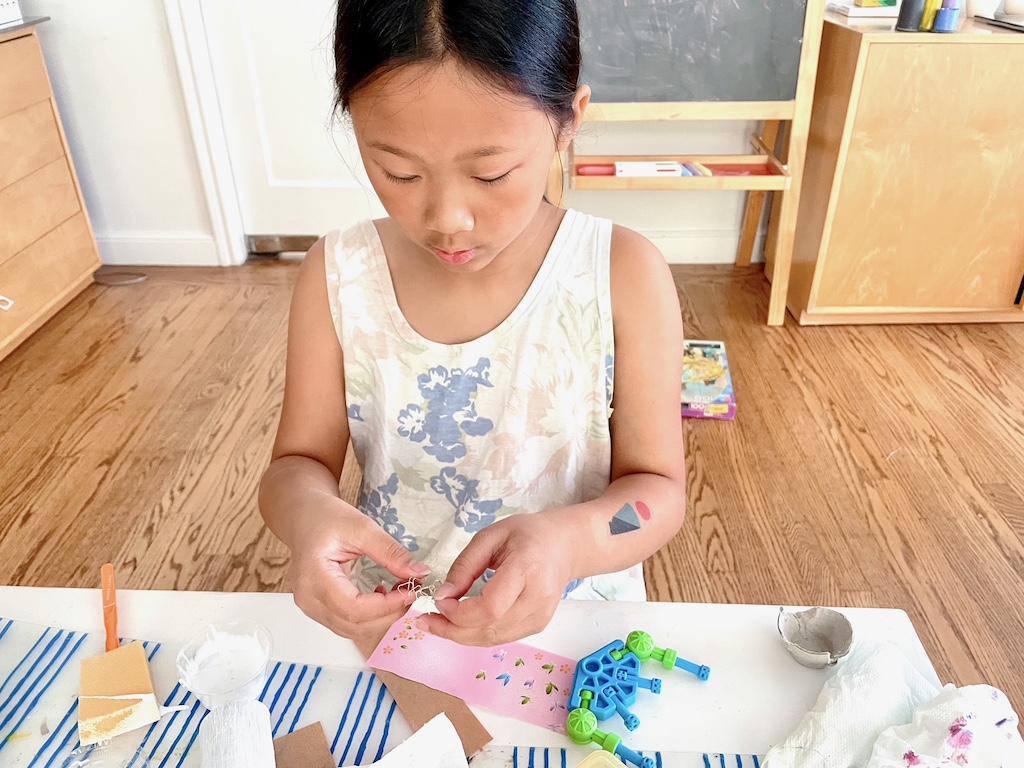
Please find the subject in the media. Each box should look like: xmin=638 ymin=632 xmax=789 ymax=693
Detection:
xmin=477 ymin=171 xmax=512 ymax=186
xmin=383 ymin=171 xmax=418 ymax=184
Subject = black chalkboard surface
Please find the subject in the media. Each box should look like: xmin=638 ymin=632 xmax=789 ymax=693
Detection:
xmin=578 ymin=0 xmax=808 ymax=103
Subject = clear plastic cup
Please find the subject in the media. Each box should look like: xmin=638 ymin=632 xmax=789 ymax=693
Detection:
xmin=175 ymin=621 xmax=272 ymax=710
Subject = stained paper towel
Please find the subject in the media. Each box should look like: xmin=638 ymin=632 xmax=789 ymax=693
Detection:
xmin=866 ymin=684 xmax=1024 ymax=767
xmin=368 ymin=712 xmax=467 ymax=767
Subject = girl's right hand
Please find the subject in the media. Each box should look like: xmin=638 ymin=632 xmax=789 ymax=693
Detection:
xmin=288 ymin=498 xmax=431 ymax=642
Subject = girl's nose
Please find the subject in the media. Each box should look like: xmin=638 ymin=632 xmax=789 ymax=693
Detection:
xmin=424 ymin=190 xmax=473 ymax=236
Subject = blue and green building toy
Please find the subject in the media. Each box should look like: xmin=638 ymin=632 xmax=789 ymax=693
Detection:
xmin=565 ymin=630 xmax=711 ymax=768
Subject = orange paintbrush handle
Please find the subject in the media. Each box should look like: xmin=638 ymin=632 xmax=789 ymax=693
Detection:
xmin=101 ymin=563 xmax=118 ymax=652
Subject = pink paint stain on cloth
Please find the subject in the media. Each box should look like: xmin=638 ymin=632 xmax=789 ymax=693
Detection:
xmin=367 ymin=609 xmax=577 ymax=733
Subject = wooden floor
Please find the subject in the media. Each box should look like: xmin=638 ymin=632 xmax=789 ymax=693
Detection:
xmin=2 ymin=263 xmax=1023 ymax=713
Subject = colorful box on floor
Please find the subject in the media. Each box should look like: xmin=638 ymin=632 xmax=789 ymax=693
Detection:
xmin=681 ymin=340 xmax=736 ymax=420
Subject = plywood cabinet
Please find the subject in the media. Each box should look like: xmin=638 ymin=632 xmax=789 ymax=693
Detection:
xmin=0 ymin=19 xmax=101 ymax=362
xmin=787 ymin=16 xmax=1024 ymax=325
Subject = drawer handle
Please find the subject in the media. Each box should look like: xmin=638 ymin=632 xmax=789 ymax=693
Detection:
xmin=0 ymin=295 xmax=12 ymax=311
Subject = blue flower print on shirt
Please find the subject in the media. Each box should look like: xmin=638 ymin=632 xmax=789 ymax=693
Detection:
xmin=397 ymin=404 xmax=425 ymax=441
xmin=348 ymin=404 xmax=365 ymax=422
xmin=399 ymin=358 xmax=495 ymax=462
xmin=358 ymin=473 xmax=418 ymax=552
xmin=429 ymin=466 xmax=503 ymax=533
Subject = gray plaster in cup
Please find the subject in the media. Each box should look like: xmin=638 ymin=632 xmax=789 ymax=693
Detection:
xmin=777 ymin=607 xmax=854 ymax=669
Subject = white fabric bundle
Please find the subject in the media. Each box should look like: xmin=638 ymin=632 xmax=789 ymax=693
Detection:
xmin=200 ymin=699 xmax=276 ymax=768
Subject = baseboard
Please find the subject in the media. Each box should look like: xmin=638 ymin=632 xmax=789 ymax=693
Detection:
xmin=645 ymin=228 xmax=767 ymax=265
xmin=96 ymin=232 xmax=221 ymax=266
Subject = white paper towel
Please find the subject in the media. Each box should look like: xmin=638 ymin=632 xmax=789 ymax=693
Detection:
xmin=764 ymin=641 xmax=1024 ymax=768
xmin=764 ymin=641 xmax=941 ymax=768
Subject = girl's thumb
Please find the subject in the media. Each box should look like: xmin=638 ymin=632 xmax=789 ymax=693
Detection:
xmin=359 ymin=525 xmax=431 ymax=580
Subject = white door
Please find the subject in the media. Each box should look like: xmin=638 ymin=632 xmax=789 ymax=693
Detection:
xmin=198 ymin=0 xmax=384 ymax=247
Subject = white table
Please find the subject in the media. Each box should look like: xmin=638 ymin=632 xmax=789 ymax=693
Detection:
xmin=0 ymin=587 xmax=941 ymax=759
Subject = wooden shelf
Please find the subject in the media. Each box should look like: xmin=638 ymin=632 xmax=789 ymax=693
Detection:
xmin=570 ymin=154 xmax=790 ymax=192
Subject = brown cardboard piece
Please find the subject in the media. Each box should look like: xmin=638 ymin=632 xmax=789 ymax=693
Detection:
xmin=356 ymin=635 xmax=492 ymax=758
xmin=273 ymin=723 xmax=335 ymax=768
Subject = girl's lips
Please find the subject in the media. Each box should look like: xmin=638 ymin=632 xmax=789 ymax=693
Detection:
xmin=432 ymin=247 xmax=476 ymax=265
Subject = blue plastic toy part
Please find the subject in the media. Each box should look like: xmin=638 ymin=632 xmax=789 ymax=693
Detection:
xmin=569 ymin=639 xmax=642 ymax=729
xmin=614 ymin=742 xmax=655 ymax=768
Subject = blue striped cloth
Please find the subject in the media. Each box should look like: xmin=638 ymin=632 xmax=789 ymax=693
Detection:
xmin=0 ymin=617 xmax=411 ymax=767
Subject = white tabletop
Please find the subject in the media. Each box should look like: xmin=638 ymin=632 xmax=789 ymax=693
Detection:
xmin=0 ymin=587 xmax=941 ymax=757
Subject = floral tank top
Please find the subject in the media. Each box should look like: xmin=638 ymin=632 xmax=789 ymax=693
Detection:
xmin=324 ymin=209 xmax=646 ymax=602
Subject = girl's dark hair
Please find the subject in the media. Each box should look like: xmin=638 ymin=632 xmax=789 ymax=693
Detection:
xmin=334 ymin=0 xmax=581 ymax=132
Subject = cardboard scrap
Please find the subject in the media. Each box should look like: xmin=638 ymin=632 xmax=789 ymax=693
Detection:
xmin=273 ymin=722 xmax=335 ymax=768
xmin=356 ymin=635 xmax=492 ymax=758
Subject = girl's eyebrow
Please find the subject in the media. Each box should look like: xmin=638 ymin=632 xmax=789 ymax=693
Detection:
xmin=368 ymin=141 xmax=512 ymax=161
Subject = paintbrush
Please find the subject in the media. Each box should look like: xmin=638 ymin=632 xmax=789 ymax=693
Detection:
xmin=78 ymin=564 xmax=162 ymax=745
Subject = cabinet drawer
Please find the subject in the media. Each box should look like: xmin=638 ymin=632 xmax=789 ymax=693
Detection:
xmin=0 ymin=35 xmax=51 ymax=119
xmin=0 ymin=214 xmax=100 ymax=358
xmin=0 ymin=100 xmax=64 ymax=190
xmin=0 ymin=157 xmax=80 ymax=267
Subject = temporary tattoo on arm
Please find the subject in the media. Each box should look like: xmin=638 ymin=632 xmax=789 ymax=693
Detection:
xmin=608 ymin=501 xmax=651 ymax=536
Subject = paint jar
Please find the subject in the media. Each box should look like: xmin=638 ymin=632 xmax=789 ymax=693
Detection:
xmin=896 ymin=0 xmax=928 ymax=30
xmin=933 ymin=6 xmax=961 ymax=30
xmin=176 ymin=621 xmax=272 ymax=710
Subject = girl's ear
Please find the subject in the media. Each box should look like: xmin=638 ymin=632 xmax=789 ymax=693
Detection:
xmin=557 ymin=84 xmax=591 ymax=151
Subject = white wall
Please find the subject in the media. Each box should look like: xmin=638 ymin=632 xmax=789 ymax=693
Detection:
xmin=21 ymin=0 xmax=220 ymax=265
xmin=18 ymin=1 xmax=765 ymax=267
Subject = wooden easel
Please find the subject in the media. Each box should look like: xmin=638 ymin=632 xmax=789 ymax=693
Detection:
xmin=548 ymin=0 xmax=826 ymax=327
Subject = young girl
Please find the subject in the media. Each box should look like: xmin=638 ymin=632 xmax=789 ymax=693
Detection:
xmin=259 ymin=0 xmax=686 ymax=648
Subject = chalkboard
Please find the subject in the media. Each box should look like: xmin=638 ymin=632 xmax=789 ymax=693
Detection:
xmin=578 ymin=0 xmax=808 ymax=103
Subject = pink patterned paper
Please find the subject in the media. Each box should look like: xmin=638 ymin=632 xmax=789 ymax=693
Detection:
xmin=367 ymin=609 xmax=577 ymax=732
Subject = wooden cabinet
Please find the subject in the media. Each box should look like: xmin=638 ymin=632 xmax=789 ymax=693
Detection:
xmin=787 ymin=16 xmax=1024 ymax=325
xmin=0 ymin=19 xmax=101 ymax=361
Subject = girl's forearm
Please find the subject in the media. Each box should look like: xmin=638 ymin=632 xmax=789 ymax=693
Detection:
xmin=258 ymin=454 xmax=352 ymax=547
xmin=553 ymin=473 xmax=687 ymax=580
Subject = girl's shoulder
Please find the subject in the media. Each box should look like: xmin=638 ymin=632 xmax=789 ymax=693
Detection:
xmin=608 ymin=223 xmax=670 ymax=292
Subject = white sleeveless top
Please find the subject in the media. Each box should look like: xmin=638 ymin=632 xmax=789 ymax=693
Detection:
xmin=324 ymin=209 xmax=645 ymax=602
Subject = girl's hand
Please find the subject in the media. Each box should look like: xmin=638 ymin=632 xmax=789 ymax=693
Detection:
xmin=288 ymin=498 xmax=431 ymax=642
xmin=419 ymin=512 xmax=576 ymax=646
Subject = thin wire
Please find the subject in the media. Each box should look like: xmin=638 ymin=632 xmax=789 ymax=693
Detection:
xmin=394 ymin=578 xmax=443 ymax=600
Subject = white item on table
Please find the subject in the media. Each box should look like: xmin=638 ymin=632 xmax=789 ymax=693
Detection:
xmin=199 ymin=699 xmax=275 ymax=768
xmin=866 ymin=684 xmax=1024 ymax=767
xmin=1003 ymin=0 xmax=1024 ymax=16
xmin=366 ymin=713 xmax=467 ymax=767
xmin=176 ymin=621 xmax=272 ymax=709
xmin=763 ymin=641 xmax=940 ymax=767
xmin=967 ymin=0 xmax=1005 ymax=16
xmin=0 ymin=1 xmax=23 ymax=26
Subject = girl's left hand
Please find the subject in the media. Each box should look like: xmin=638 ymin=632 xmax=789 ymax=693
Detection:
xmin=418 ymin=511 xmax=577 ymax=646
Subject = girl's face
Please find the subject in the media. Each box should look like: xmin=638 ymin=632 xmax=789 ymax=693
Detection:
xmin=349 ymin=59 xmax=587 ymax=272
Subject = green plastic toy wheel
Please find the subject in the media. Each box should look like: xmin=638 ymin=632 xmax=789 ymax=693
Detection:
xmin=626 ymin=630 xmax=655 ymax=661
xmin=566 ymin=707 xmax=598 ymax=745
